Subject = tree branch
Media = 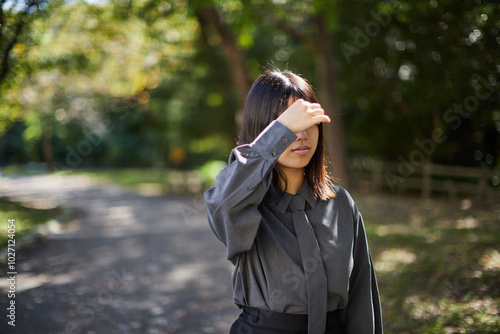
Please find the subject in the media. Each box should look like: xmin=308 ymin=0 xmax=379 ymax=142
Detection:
xmin=0 ymin=10 xmax=27 ymax=83
xmin=250 ymin=6 xmax=319 ymax=54
xmin=0 ymin=0 xmax=41 ymax=84
xmin=196 ymin=5 xmax=250 ymax=108
xmin=0 ymin=0 xmax=6 ymax=46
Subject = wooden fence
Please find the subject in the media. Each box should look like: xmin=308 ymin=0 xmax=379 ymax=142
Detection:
xmin=349 ymin=157 xmax=500 ymax=200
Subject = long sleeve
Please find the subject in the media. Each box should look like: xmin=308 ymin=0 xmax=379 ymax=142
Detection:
xmin=341 ymin=202 xmax=383 ymax=333
xmin=204 ymin=120 xmax=297 ymax=261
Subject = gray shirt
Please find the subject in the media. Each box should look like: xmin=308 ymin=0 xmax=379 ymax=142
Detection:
xmin=204 ymin=120 xmax=383 ymax=333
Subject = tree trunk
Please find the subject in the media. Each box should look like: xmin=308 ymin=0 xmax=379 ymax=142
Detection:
xmin=196 ymin=6 xmax=250 ymax=114
xmin=0 ymin=9 xmax=27 ymax=84
xmin=196 ymin=5 xmax=349 ymax=185
xmin=315 ymin=16 xmax=349 ymax=186
xmin=43 ymin=128 xmax=54 ymax=172
xmin=251 ymin=7 xmax=350 ymax=186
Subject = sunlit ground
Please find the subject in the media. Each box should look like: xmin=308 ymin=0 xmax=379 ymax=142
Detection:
xmin=0 ymin=169 xmax=498 ymax=333
xmin=357 ymin=192 xmax=500 ymax=333
xmin=0 ymin=199 xmax=64 ymax=248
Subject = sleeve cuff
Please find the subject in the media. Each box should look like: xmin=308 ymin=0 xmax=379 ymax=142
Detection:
xmin=250 ymin=120 xmax=297 ymax=162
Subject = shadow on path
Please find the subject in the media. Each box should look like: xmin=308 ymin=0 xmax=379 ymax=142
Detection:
xmin=0 ymin=174 xmax=238 ymax=334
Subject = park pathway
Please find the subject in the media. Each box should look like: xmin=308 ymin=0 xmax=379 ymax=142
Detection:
xmin=0 ymin=174 xmax=239 ymax=334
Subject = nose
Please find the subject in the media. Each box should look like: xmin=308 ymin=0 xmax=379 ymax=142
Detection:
xmin=295 ymin=130 xmax=308 ymax=140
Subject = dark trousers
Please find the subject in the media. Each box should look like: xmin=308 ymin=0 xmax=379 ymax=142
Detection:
xmin=230 ymin=306 xmax=343 ymax=334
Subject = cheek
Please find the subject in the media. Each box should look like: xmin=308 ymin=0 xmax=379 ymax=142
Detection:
xmin=277 ymin=153 xmax=286 ymax=166
xmin=308 ymin=126 xmax=319 ymax=149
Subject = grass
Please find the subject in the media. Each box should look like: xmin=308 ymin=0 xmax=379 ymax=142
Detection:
xmin=0 ymin=199 xmax=63 ymax=249
xmin=358 ymin=192 xmax=500 ymax=333
xmin=2 ymin=166 xmax=499 ymax=332
xmin=53 ymin=167 xmax=217 ymax=196
xmin=2 ymin=162 xmax=227 ymax=196
xmin=48 ymin=167 xmax=500 ymax=333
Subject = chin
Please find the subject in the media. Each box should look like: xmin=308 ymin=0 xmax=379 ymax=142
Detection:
xmin=278 ymin=155 xmax=313 ymax=170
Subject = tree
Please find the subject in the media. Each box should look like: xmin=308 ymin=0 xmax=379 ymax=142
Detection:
xmin=192 ymin=0 xmax=350 ymax=185
xmin=336 ymin=0 xmax=499 ymax=168
xmin=1 ymin=0 xmax=201 ymax=168
xmin=0 ymin=0 xmax=53 ymax=85
xmin=196 ymin=5 xmax=250 ymax=110
xmin=1 ymin=0 xmax=497 ymax=174
xmin=189 ymin=0 xmax=499 ymax=181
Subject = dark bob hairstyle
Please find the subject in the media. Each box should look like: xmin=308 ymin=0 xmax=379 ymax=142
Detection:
xmin=238 ymin=70 xmax=336 ymax=200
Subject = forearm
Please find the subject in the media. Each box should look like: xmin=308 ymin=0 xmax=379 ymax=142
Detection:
xmin=204 ymin=120 xmax=297 ymax=259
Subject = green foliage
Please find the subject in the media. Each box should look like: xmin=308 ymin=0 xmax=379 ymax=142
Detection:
xmin=337 ymin=0 xmax=499 ymax=167
xmin=363 ymin=194 xmax=500 ymax=333
xmin=0 ymin=0 xmax=498 ymax=171
xmin=55 ymin=167 xmax=212 ymax=194
xmin=0 ymin=199 xmax=63 ymax=249
xmin=0 ymin=2 xmax=498 ymax=331
xmin=198 ymin=159 xmax=227 ymax=186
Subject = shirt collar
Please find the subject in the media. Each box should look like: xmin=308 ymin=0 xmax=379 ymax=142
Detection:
xmin=272 ymin=180 xmax=317 ymax=214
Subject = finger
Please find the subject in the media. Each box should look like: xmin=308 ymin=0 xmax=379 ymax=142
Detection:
xmin=308 ymin=108 xmax=326 ymax=116
xmin=306 ymin=102 xmax=322 ymax=110
xmin=292 ymin=98 xmax=305 ymax=106
xmin=308 ymin=103 xmax=324 ymax=111
xmin=312 ymin=115 xmax=331 ymax=124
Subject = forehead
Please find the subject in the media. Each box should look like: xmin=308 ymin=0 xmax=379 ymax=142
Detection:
xmin=287 ymin=96 xmax=298 ymax=107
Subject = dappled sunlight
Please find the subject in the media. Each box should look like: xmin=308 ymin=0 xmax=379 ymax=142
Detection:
xmin=425 ymin=230 xmax=443 ymax=244
xmin=359 ymin=190 xmax=500 ymax=333
xmin=137 ymin=183 xmax=163 ymax=197
xmin=108 ymin=205 xmax=134 ymax=223
xmin=375 ymin=248 xmax=417 ymax=274
xmin=376 ymin=224 xmax=416 ymax=236
xmin=375 ymin=222 xmax=444 ymax=244
xmin=456 ymin=216 xmax=479 ymax=229
xmin=0 ymin=173 xmax=497 ymax=333
xmin=480 ymin=249 xmax=500 ymax=272
xmin=0 ymin=0 xmax=497 ymax=332
xmin=404 ymin=295 xmax=499 ymax=331
xmin=0 ymin=273 xmax=45 ymax=293
xmin=162 ymin=263 xmax=207 ymax=292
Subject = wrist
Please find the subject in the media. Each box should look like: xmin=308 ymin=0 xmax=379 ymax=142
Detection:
xmin=276 ymin=117 xmax=296 ymax=134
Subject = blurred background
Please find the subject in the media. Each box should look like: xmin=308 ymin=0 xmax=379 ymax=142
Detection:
xmin=0 ymin=0 xmax=499 ymax=333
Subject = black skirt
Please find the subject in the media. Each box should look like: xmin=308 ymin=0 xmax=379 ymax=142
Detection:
xmin=230 ymin=306 xmax=343 ymax=334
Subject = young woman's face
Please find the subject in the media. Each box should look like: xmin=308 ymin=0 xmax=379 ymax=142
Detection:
xmin=277 ymin=98 xmax=319 ymax=171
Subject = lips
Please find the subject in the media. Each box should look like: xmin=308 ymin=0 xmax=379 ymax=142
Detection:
xmin=292 ymin=145 xmax=310 ymax=155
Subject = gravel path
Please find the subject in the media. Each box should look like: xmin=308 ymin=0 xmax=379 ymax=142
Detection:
xmin=0 ymin=174 xmax=238 ymax=334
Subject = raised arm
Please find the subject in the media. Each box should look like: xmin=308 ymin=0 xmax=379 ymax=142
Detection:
xmin=204 ymin=120 xmax=296 ymax=260
xmin=204 ymin=99 xmax=331 ymax=261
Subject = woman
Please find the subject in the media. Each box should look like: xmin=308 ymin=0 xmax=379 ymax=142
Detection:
xmin=204 ymin=70 xmax=383 ymax=334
